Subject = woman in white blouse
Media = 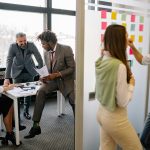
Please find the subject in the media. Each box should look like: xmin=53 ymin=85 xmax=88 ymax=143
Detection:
xmin=128 ymin=38 xmax=150 ymax=65
xmin=0 ymin=84 xmax=16 ymax=145
xmin=128 ymin=40 xmax=150 ymax=149
xmin=96 ymin=24 xmax=142 ymax=150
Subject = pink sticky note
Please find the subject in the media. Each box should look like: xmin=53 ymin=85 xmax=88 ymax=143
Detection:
xmin=101 ymin=22 xmax=107 ymax=30
xmin=101 ymin=34 xmax=104 ymax=42
xmin=129 ymin=48 xmax=133 ymax=55
xmin=131 ymin=15 xmax=135 ymax=22
xmin=139 ymin=24 xmax=144 ymax=31
xmin=101 ymin=10 xmax=107 ymax=19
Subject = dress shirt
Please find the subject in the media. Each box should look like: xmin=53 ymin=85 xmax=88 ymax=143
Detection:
xmin=103 ymin=51 xmax=134 ymax=108
xmin=142 ymin=54 xmax=150 ymax=65
xmin=0 ymin=86 xmax=4 ymax=93
xmin=49 ymin=44 xmax=57 ymax=67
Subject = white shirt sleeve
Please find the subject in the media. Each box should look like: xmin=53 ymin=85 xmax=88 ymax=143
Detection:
xmin=0 ymin=86 xmax=4 ymax=93
xmin=142 ymin=54 xmax=150 ymax=65
xmin=116 ymin=64 xmax=134 ymax=107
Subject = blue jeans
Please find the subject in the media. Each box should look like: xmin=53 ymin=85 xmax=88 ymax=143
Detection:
xmin=140 ymin=113 xmax=150 ymax=149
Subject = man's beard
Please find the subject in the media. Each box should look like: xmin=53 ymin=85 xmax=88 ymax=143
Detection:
xmin=20 ymin=44 xmax=27 ymax=49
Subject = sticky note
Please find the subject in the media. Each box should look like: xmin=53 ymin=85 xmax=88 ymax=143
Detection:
xmin=111 ymin=12 xmax=117 ymax=20
xmin=101 ymin=34 xmax=104 ymax=42
xmin=131 ymin=14 xmax=135 ymax=22
xmin=121 ymin=14 xmax=126 ymax=21
xmin=130 ymin=24 xmax=135 ymax=31
xmin=101 ymin=10 xmax=107 ymax=19
xmin=129 ymin=48 xmax=133 ymax=55
xmin=128 ymin=60 xmax=133 ymax=67
xmin=101 ymin=22 xmax=107 ymax=30
xmin=140 ymin=16 xmax=144 ymax=23
xmin=139 ymin=24 xmax=144 ymax=31
xmin=130 ymin=60 xmax=133 ymax=67
xmin=122 ymin=22 xmax=127 ymax=27
xmin=138 ymin=36 xmax=143 ymax=43
xmin=138 ymin=47 xmax=142 ymax=53
xmin=111 ymin=22 xmax=116 ymax=25
xmin=130 ymin=35 xmax=135 ymax=41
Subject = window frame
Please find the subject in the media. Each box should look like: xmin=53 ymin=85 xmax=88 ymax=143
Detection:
xmin=0 ymin=0 xmax=76 ymax=70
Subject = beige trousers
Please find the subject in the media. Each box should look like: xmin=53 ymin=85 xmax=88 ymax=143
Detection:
xmin=97 ymin=105 xmax=143 ymax=150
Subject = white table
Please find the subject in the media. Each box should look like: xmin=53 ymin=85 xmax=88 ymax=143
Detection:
xmin=2 ymin=82 xmax=40 ymax=145
xmin=2 ymin=82 xmax=65 ymax=145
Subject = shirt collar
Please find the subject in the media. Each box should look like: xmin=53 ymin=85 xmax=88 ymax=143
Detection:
xmin=102 ymin=50 xmax=112 ymax=60
xmin=51 ymin=43 xmax=57 ymax=52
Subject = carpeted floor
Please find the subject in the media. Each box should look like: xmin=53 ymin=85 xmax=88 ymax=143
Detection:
xmin=0 ymin=96 xmax=75 ymax=150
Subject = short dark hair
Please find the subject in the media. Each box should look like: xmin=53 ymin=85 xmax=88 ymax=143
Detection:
xmin=16 ymin=32 xmax=26 ymax=38
xmin=37 ymin=30 xmax=57 ymax=44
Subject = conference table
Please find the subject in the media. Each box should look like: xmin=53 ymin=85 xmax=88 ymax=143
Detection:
xmin=2 ymin=81 xmax=41 ymax=145
xmin=2 ymin=81 xmax=65 ymax=145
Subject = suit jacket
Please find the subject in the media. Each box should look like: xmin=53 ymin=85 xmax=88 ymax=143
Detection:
xmin=44 ymin=43 xmax=75 ymax=96
xmin=5 ymin=42 xmax=43 ymax=79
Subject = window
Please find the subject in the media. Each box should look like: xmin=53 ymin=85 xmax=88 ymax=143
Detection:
xmin=52 ymin=14 xmax=76 ymax=54
xmin=0 ymin=1 xmax=76 ymax=69
xmin=0 ymin=10 xmax=44 ymax=68
xmin=52 ymin=0 xmax=76 ymax=11
xmin=0 ymin=0 xmax=46 ymax=7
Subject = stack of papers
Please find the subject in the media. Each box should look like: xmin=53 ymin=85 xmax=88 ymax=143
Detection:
xmin=36 ymin=65 xmax=49 ymax=78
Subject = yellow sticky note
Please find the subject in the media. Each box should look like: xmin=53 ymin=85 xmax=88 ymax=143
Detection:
xmin=111 ymin=12 xmax=117 ymax=20
xmin=138 ymin=36 xmax=143 ymax=43
xmin=122 ymin=22 xmax=126 ymax=27
xmin=130 ymin=35 xmax=135 ymax=41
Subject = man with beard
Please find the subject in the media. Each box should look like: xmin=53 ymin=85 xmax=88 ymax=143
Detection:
xmin=4 ymin=32 xmax=43 ymax=130
xmin=24 ymin=30 xmax=75 ymax=139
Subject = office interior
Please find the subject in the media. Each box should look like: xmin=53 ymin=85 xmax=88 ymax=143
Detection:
xmin=0 ymin=0 xmax=150 ymax=150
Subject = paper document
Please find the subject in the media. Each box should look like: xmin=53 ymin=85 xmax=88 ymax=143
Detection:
xmin=36 ymin=65 xmax=49 ymax=77
xmin=7 ymin=87 xmax=24 ymax=94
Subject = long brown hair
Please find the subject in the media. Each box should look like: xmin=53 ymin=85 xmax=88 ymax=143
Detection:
xmin=103 ymin=24 xmax=131 ymax=83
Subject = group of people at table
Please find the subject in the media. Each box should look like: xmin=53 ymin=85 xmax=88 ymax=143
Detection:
xmin=0 ymin=25 xmax=150 ymax=150
xmin=0 ymin=30 xmax=75 ymax=145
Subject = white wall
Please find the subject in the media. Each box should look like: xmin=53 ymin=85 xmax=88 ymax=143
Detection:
xmin=83 ymin=11 xmax=100 ymax=150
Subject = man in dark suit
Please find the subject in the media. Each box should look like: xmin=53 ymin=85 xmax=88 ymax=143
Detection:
xmin=4 ymin=33 xmax=43 ymax=129
xmin=24 ymin=30 xmax=75 ymax=139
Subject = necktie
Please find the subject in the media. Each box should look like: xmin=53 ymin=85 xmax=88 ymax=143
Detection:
xmin=50 ymin=51 xmax=55 ymax=73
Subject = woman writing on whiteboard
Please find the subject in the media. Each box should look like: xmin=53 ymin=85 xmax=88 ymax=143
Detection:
xmin=95 ymin=24 xmax=142 ymax=150
xmin=128 ymin=39 xmax=150 ymax=149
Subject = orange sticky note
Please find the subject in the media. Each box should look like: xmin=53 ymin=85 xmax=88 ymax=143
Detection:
xmin=130 ymin=35 xmax=135 ymax=41
xmin=111 ymin=12 xmax=117 ymax=20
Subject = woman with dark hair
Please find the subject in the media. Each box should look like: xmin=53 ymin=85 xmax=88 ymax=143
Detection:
xmin=0 ymin=84 xmax=16 ymax=145
xmin=95 ymin=24 xmax=142 ymax=150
